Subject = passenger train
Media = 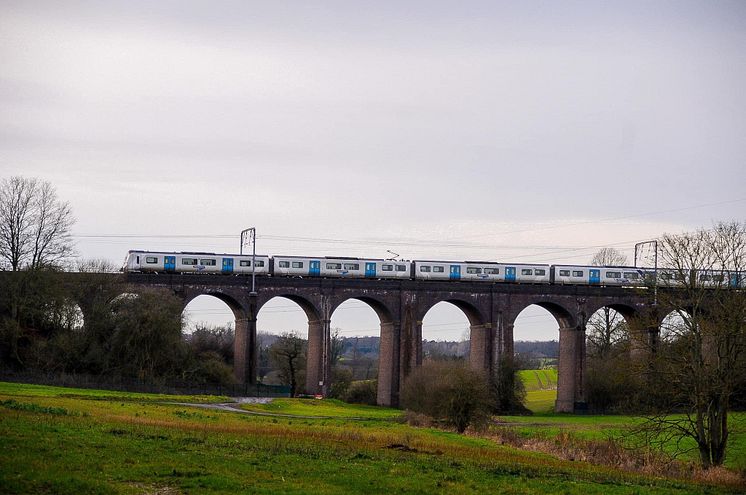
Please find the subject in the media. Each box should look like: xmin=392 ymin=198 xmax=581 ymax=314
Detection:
xmin=123 ymin=250 xmax=746 ymax=288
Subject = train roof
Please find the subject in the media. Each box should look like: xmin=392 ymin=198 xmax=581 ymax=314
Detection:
xmin=127 ymin=250 xmax=269 ymax=257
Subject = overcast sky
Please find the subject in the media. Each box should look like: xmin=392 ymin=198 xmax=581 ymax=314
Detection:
xmin=1 ymin=1 xmax=745 ymax=340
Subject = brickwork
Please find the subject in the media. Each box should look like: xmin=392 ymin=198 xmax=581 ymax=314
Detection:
xmin=107 ymin=273 xmax=655 ymax=411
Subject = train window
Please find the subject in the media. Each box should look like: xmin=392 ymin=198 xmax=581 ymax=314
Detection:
xmin=382 ymin=265 xmax=393 ymax=271
xmin=521 ymin=269 xmax=532 ymax=275
xmin=145 ymin=256 xmax=158 ymax=264
xmin=292 ymin=262 xmax=303 ymax=268
xmin=572 ymin=270 xmax=583 ymax=277
xmin=466 ymin=267 xmax=482 ymax=274
xmin=200 ymin=259 xmax=216 ymax=266
xmin=255 ymin=260 xmax=265 ymax=267
xmin=182 ymin=258 xmax=197 ymax=265
xmin=344 ymin=263 xmax=359 ymax=270
xmin=433 ymin=266 xmax=445 ymax=273
xmin=559 ymin=270 xmax=570 ymax=277
xmin=535 ymin=269 xmax=546 ymax=276
xmin=396 ymin=265 xmax=407 ymax=272
xmin=484 ymin=268 xmax=499 ymax=274
xmin=239 ymin=260 xmax=251 ymax=267
xmin=699 ymin=274 xmax=712 ymax=281
xmin=278 ymin=261 xmax=290 ymax=268
xmin=420 ymin=266 xmax=431 ymax=272
xmin=623 ymin=272 xmax=639 ymax=279
xmin=660 ymin=273 xmax=672 ymax=280
xmin=327 ymin=263 xmax=342 ymax=270
xmin=606 ymin=271 xmax=621 ymax=278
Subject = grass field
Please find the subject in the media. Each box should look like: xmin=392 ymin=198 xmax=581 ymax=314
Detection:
xmin=1 ymin=382 xmax=744 ymax=494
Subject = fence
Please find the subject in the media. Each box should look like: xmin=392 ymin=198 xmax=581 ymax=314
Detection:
xmin=0 ymin=371 xmax=291 ymax=398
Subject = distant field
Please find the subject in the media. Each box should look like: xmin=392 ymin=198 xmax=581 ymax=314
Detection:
xmin=519 ymin=368 xmax=558 ymax=413
xmin=518 ymin=368 xmax=558 ymax=392
xmin=1 ymin=382 xmax=743 ymax=494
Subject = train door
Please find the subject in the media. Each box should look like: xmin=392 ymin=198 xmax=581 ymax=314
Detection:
xmin=589 ymin=269 xmax=601 ymax=285
xmin=449 ymin=265 xmax=461 ymax=280
xmin=222 ymin=258 xmax=234 ymax=274
xmin=309 ymin=260 xmax=321 ymax=276
xmin=365 ymin=262 xmax=376 ymax=278
xmin=505 ymin=267 xmax=516 ymax=282
xmin=730 ymin=272 xmax=741 ymax=288
xmin=164 ymin=256 xmax=176 ymax=273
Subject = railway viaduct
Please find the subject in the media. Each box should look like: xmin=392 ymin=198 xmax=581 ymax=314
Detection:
xmin=119 ymin=273 xmax=664 ymax=413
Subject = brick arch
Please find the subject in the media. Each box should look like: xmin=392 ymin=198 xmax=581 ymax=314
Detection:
xmin=507 ymin=300 xmax=577 ymax=329
xmin=417 ymin=298 xmax=485 ymax=328
xmin=181 ymin=291 xmax=247 ymax=321
xmin=329 ymin=295 xmax=395 ymax=325
xmin=585 ymin=302 xmax=638 ymax=322
xmin=257 ymin=294 xmax=321 ymax=323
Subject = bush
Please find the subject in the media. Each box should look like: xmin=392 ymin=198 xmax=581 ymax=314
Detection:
xmin=344 ymin=380 xmax=377 ymax=405
xmin=329 ymin=367 xmax=353 ymax=399
xmin=401 ymin=361 xmax=492 ymax=433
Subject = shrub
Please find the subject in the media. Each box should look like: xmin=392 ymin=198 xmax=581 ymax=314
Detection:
xmin=344 ymin=380 xmax=377 ymax=405
xmin=329 ymin=367 xmax=353 ymax=399
xmin=401 ymin=361 xmax=492 ymax=433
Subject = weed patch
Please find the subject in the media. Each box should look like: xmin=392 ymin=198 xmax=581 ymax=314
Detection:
xmin=1 ymin=399 xmax=72 ymax=416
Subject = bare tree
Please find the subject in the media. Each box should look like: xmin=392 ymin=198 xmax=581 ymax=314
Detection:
xmin=635 ymin=221 xmax=746 ymax=469
xmin=587 ymin=248 xmax=629 ymax=358
xmin=0 ymin=176 xmax=75 ymax=271
xmin=269 ymin=332 xmax=306 ymax=396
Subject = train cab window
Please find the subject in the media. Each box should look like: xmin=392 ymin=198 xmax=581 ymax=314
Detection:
xmin=559 ymin=270 xmax=570 ymax=277
xmin=255 ymin=260 xmax=265 ymax=267
xmin=420 ymin=266 xmax=431 ymax=272
xmin=484 ymin=267 xmax=499 ymax=274
xmin=535 ymin=269 xmax=546 ymax=276
xmin=182 ymin=258 xmax=197 ymax=266
xmin=278 ymin=261 xmax=290 ymax=268
xmin=521 ymin=269 xmax=533 ymax=275
xmin=466 ymin=267 xmax=482 ymax=274
xmin=239 ymin=260 xmax=251 ymax=267
xmin=382 ymin=265 xmax=393 ymax=271
xmin=623 ymin=272 xmax=639 ymax=279
xmin=327 ymin=263 xmax=342 ymax=270
xmin=292 ymin=262 xmax=304 ymax=268
xmin=433 ymin=266 xmax=445 ymax=273
xmin=200 ymin=259 xmax=216 ymax=266
xmin=396 ymin=265 xmax=407 ymax=272
xmin=606 ymin=271 xmax=621 ymax=278
xmin=572 ymin=270 xmax=584 ymax=277
xmin=145 ymin=256 xmax=158 ymax=264
xmin=344 ymin=263 xmax=359 ymax=270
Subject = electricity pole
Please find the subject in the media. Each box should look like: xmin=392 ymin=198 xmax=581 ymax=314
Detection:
xmin=634 ymin=240 xmax=658 ymax=306
xmin=240 ymin=227 xmax=257 ymax=295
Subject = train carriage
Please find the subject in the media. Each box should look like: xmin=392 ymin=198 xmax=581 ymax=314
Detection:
xmin=123 ymin=250 xmax=270 ymax=275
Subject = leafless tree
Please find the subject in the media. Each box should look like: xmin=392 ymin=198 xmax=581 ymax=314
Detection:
xmin=0 ymin=176 xmax=75 ymax=271
xmin=269 ymin=331 xmax=306 ymax=396
xmin=587 ymin=248 xmax=629 ymax=358
xmin=590 ymin=247 xmax=628 ymax=267
xmin=635 ymin=221 xmax=746 ymax=469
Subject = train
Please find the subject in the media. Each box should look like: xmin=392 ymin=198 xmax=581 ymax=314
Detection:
xmin=122 ymin=250 xmax=746 ymax=288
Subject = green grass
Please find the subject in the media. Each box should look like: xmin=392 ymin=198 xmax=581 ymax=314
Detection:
xmin=1 ymin=382 xmax=744 ymax=494
xmin=239 ymin=398 xmax=403 ymax=419
xmin=518 ymin=369 xmax=557 ymax=392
